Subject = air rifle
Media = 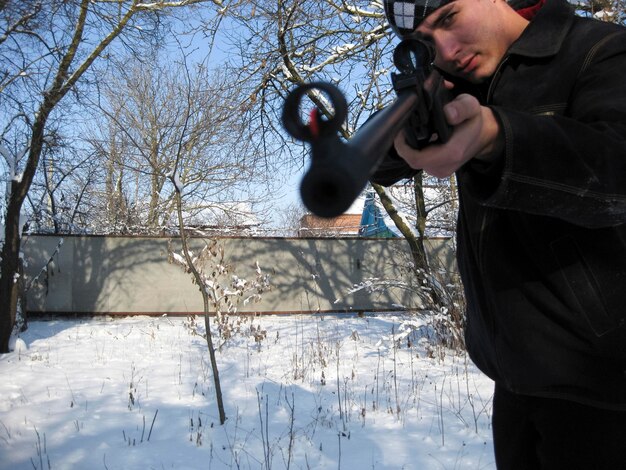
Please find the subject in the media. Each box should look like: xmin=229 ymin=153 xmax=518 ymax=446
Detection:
xmin=281 ymin=38 xmax=452 ymax=218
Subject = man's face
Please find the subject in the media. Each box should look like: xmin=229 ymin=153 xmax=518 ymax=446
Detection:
xmin=416 ymin=0 xmax=525 ymax=83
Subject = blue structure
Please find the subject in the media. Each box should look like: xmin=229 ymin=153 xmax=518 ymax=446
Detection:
xmin=359 ymin=192 xmax=397 ymax=238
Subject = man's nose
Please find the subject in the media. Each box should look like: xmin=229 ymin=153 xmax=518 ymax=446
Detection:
xmin=433 ymin=33 xmax=459 ymax=66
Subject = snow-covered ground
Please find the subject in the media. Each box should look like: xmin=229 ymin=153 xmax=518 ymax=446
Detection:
xmin=0 ymin=314 xmax=495 ymax=469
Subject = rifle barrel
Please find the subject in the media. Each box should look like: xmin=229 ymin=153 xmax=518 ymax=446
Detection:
xmin=300 ymin=89 xmax=419 ymax=218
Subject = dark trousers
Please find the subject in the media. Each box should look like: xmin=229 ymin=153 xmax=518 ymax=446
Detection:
xmin=492 ymin=384 xmax=626 ymax=470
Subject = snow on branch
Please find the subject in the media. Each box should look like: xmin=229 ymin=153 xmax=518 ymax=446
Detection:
xmin=300 ymin=25 xmax=387 ymax=75
xmin=135 ymin=0 xmax=223 ymax=11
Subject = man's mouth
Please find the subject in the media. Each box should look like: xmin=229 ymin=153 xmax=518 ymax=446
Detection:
xmin=457 ymin=54 xmax=478 ymax=75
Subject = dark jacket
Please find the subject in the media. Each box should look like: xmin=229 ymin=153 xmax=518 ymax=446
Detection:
xmin=372 ymin=0 xmax=626 ymax=409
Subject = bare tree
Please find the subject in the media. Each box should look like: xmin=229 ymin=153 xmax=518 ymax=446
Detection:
xmin=219 ymin=1 xmax=449 ymax=304
xmin=164 ymin=53 xmax=273 ymax=425
xmin=0 ymin=0 xmax=224 ymax=352
xmin=91 ymin=115 xmax=136 ymax=232
xmin=383 ymin=174 xmax=458 ymax=239
xmin=85 ymin=50 xmax=267 ymax=234
xmin=22 ymin=142 xmax=103 ymax=233
xmin=275 ymin=201 xmax=307 ymax=237
xmin=575 ymin=0 xmax=626 ymax=23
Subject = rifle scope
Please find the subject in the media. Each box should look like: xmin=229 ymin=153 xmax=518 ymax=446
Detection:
xmin=282 ymin=38 xmax=447 ymax=218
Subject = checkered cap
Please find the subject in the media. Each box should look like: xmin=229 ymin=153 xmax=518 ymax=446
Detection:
xmin=384 ymin=0 xmax=454 ymax=37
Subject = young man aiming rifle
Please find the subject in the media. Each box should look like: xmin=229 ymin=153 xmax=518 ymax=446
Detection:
xmin=373 ymin=0 xmax=626 ymax=468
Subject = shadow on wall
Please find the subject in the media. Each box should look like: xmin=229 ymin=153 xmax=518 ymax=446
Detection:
xmin=23 ymin=235 xmax=456 ymax=316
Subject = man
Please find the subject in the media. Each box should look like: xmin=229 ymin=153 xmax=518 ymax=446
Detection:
xmin=373 ymin=0 xmax=626 ymax=468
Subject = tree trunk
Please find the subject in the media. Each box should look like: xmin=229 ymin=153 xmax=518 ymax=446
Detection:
xmin=0 ymin=189 xmax=21 ymax=352
xmin=0 ymin=97 xmax=51 ymax=352
xmin=373 ymin=181 xmax=428 ymax=267
xmin=172 ymin=179 xmax=226 ymax=425
xmin=373 ymin=179 xmax=442 ymax=307
xmin=413 ymin=173 xmax=427 ymax=240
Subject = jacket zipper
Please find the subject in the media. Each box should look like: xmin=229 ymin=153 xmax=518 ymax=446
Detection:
xmin=476 ymin=55 xmax=508 ymax=270
xmin=486 ymin=55 xmax=509 ymax=103
xmin=479 ymin=55 xmax=510 ymax=388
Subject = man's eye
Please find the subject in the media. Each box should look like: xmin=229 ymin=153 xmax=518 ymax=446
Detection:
xmin=441 ymin=12 xmax=456 ymax=26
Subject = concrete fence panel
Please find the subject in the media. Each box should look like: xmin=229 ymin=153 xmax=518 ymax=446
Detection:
xmin=22 ymin=235 xmax=456 ymax=316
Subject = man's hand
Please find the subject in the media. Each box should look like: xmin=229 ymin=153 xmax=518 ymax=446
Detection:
xmin=394 ymin=94 xmax=503 ymax=178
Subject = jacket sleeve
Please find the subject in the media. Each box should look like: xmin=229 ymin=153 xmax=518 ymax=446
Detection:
xmin=465 ymin=30 xmax=626 ymax=229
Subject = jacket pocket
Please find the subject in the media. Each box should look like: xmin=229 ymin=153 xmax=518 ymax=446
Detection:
xmin=530 ymin=103 xmax=567 ymax=116
xmin=550 ymin=236 xmax=617 ymax=337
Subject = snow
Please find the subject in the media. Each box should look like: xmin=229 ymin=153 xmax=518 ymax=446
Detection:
xmin=168 ymin=171 xmax=185 ymax=196
xmin=0 ymin=314 xmax=495 ymax=469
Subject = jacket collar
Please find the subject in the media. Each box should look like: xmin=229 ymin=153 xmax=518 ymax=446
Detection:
xmin=508 ymin=0 xmax=575 ymax=58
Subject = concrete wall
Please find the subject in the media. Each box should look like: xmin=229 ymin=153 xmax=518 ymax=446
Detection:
xmin=22 ymin=235 xmax=456 ymax=315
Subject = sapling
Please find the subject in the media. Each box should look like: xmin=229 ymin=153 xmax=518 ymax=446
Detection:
xmin=168 ymin=168 xmax=270 ymax=425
